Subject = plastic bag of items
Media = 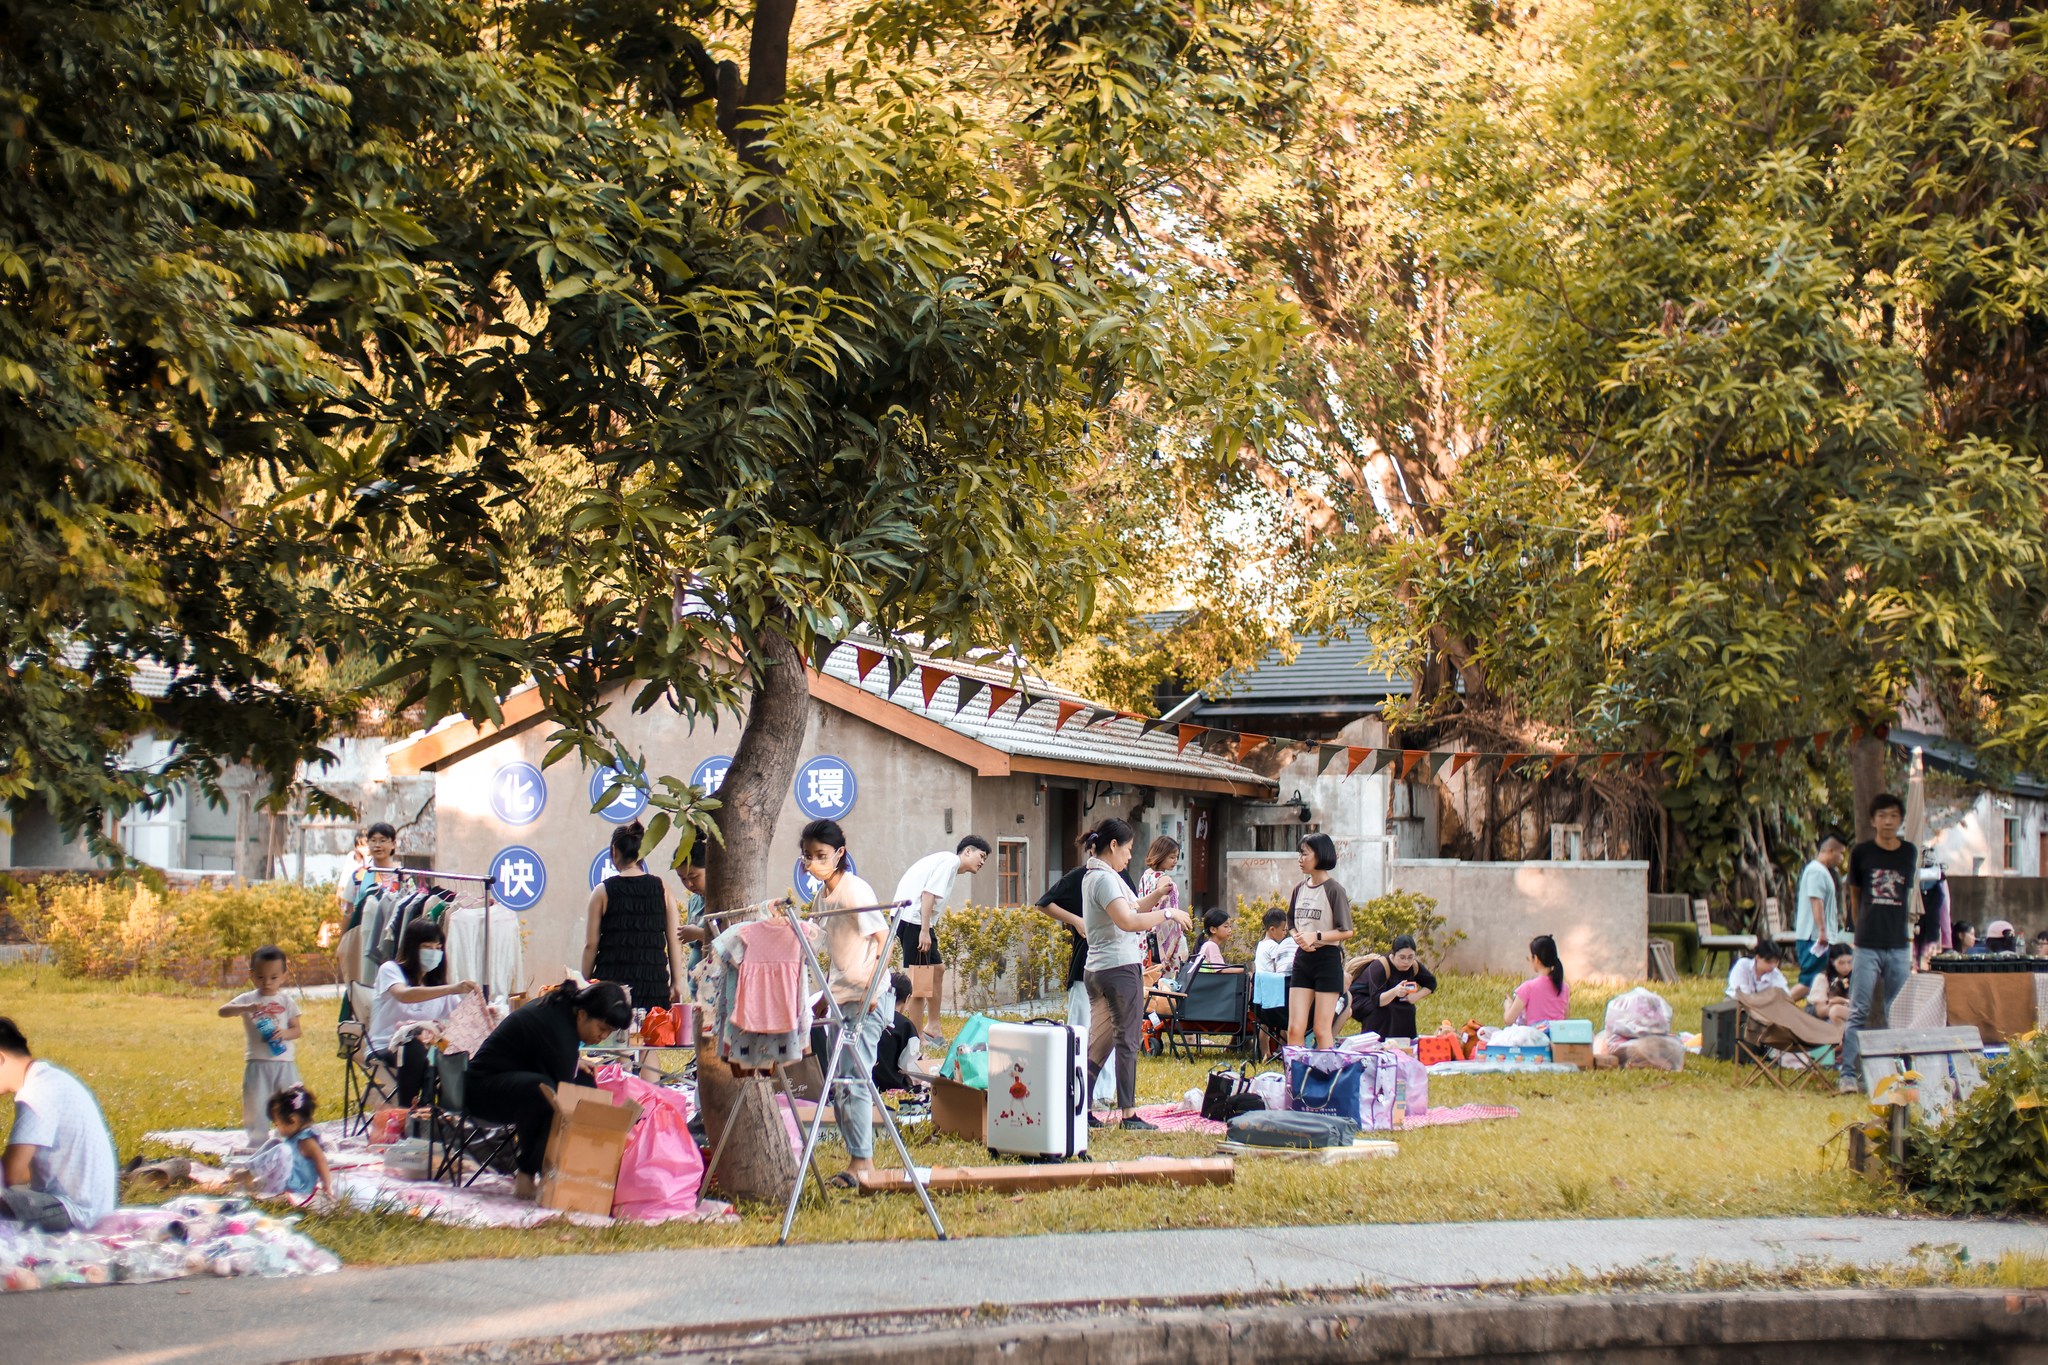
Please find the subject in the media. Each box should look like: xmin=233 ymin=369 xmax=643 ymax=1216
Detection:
xmin=1602 ymin=987 xmax=1675 ymax=1039
xmin=0 ymin=1196 xmax=338 ymax=1292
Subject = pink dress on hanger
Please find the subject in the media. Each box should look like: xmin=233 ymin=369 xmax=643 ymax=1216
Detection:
xmin=731 ymin=920 xmax=806 ymax=1034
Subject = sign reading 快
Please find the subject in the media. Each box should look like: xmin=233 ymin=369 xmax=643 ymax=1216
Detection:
xmin=491 ymin=761 xmax=547 ymax=827
xmin=793 ymin=755 xmax=857 ymax=820
xmin=587 ymin=765 xmax=649 ymax=824
xmin=590 ymin=848 xmax=621 ymax=890
xmin=490 ymin=845 xmax=548 ymax=911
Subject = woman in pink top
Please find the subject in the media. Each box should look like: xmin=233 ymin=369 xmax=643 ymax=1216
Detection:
xmin=1504 ymin=934 xmax=1569 ymax=1025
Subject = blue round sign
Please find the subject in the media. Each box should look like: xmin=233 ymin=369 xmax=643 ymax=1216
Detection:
xmin=489 ymin=845 xmax=547 ymax=911
xmin=793 ymin=754 xmax=858 ymax=820
xmin=587 ymin=765 xmax=648 ymax=824
xmin=490 ymin=761 xmax=548 ymax=827
xmin=590 ymin=847 xmax=621 ymax=890
xmin=691 ymin=754 xmax=733 ymax=796
xmin=793 ymin=850 xmax=859 ymax=904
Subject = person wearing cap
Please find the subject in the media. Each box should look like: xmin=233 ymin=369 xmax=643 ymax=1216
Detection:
xmin=2030 ymin=928 xmax=2048 ymax=958
xmin=1982 ymin=920 xmax=2020 ymax=954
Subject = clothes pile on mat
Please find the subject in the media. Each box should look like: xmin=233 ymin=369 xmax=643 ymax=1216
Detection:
xmin=0 ymin=1196 xmax=337 ymax=1292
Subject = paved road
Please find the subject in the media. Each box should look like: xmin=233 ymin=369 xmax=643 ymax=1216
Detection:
xmin=9 ymin=1216 xmax=2042 ymax=1365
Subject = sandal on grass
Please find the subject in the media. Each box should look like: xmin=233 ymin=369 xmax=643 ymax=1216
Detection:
xmin=826 ymin=1171 xmax=860 ymax=1190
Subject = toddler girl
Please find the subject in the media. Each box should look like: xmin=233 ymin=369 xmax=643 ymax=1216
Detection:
xmin=254 ymin=1086 xmax=333 ymax=1201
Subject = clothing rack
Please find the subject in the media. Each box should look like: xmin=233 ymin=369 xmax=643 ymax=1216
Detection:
xmin=365 ymin=867 xmax=502 ymax=996
xmin=700 ymin=892 xmax=946 ymax=1244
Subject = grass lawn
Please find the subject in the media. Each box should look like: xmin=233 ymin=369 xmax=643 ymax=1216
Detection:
xmin=0 ymin=963 xmax=1915 ymax=1266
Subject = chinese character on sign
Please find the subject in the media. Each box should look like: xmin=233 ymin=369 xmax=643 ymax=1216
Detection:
xmin=793 ymin=755 xmax=857 ymax=819
xmin=589 ymin=848 xmax=621 ymax=889
xmin=691 ymin=755 xmax=732 ymax=796
xmin=587 ymin=765 xmax=648 ymax=824
xmin=491 ymin=761 xmax=547 ymax=826
xmin=489 ymin=845 xmax=548 ymax=911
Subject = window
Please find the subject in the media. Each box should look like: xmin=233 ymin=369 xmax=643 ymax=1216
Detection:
xmin=998 ymin=838 xmax=1028 ymax=905
xmin=2004 ymin=818 xmax=2021 ymax=872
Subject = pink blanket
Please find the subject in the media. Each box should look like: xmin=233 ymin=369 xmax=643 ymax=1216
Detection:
xmin=1130 ymin=1101 xmax=1519 ymax=1135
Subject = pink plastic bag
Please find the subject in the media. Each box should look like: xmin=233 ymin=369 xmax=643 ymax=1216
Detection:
xmin=593 ymin=1064 xmax=707 ymax=1221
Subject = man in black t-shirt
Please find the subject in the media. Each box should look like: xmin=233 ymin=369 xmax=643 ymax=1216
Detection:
xmin=1839 ymin=792 xmax=1918 ymax=1092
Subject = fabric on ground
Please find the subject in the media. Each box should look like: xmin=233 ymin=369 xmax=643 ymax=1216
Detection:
xmin=1128 ymin=1101 xmax=1518 ymax=1135
xmin=0 ymin=1195 xmax=337 ymax=1292
xmin=144 ymin=1123 xmax=735 ymax=1230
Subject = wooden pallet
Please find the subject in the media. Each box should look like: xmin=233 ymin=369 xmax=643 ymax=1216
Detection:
xmin=854 ymin=1156 xmax=1235 ymax=1195
xmin=1216 ymin=1139 xmax=1399 ymax=1165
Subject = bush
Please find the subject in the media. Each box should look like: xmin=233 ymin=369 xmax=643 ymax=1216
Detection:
xmin=1902 ymin=1033 xmax=2048 ymax=1215
xmin=937 ymin=903 xmax=1070 ymax=1008
xmin=15 ymin=877 xmax=337 ymax=984
xmin=1230 ymin=888 xmax=1464 ymax=968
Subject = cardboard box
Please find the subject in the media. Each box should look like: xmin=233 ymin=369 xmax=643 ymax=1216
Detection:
xmin=910 ymin=1059 xmax=986 ymax=1142
xmin=1551 ymin=1041 xmax=1594 ymax=1069
xmin=1547 ymin=1019 xmax=1594 ymax=1045
xmin=537 ymin=1083 xmax=642 ymax=1216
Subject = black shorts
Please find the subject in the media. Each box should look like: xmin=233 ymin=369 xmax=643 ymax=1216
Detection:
xmin=1290 ymin=946 xmax=1345 ymax=994
xmin=897 ymin=918 xmax=943 ymax=967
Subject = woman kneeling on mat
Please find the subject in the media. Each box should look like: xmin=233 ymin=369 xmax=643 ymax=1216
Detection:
xmin=1286 ymin=834 xmax=1354 ymax=1050
xmin=464 ymin=979 xmax=632 ymax=1200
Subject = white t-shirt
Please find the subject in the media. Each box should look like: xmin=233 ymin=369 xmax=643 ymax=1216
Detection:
xmin=1082 ymin=858 xmax=1144 ymax=973
xmin=226 ymin=989 xmax=300 ymax=1062
xmin=1726 ymin=958 xmax=1791 ymax=998
xmin=892 ymin=852 xmax=959 ymax=927
xmin=822 ymin=874 xmax=887 ymax=1007
xmin=1254 ymin=935 xmax=1297 ymax=977
xmin=9 ymin=1061 xmax=118 ymax=1230
xmin=368 ymin=959 xmax=458 ymax=1053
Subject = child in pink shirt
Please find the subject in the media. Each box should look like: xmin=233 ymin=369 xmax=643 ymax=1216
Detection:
xmin=1504 ymin=934 xmax=1570 ymax=1025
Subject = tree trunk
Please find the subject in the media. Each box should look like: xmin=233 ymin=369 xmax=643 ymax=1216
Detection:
xmin=1849 ymin=735 xmax=1889 ymax=845
xmin=706 ymin=626 xmax=810 ymax=912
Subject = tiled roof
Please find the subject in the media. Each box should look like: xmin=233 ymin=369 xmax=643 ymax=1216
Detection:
xmin=1209 ymin=632 xmax=1408 ymax=701
xmin=820 ymin=643 xmax=1275 ymax=792
xmin=56 ymin=644 xmax=180 ymax=699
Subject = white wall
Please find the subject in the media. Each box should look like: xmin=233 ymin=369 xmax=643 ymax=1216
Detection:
xmin=1389 ymin=858 xmax=1649 ymax=983
xmin=1925 ymin=791 xmax=2048 ymax=877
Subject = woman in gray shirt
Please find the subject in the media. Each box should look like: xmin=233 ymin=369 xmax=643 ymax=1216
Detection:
xmin=1081 ymin=818 xmax=1190 ymax=1130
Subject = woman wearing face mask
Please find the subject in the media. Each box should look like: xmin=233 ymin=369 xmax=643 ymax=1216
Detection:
xmin=368 ymin=918 xmax=479 ymax=1105
xmin=799 ymin=819 xmax=893 ymax=1188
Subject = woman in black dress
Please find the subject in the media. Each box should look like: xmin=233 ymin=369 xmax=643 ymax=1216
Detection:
xmin=581 ymin=821 xmax=697 ymax=1007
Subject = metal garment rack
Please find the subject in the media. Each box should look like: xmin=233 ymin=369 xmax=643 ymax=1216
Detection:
xmin=365 ymin=867 xmax=501 ymax=996
xmin=698 ymin=894 xmax=946 ymax=1244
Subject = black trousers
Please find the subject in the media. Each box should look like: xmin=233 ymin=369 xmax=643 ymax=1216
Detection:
xmin=464 ymin=1070 xmax=589 ymax=1177
xmin=375 ymin=1040 xmax=434 ymax=1107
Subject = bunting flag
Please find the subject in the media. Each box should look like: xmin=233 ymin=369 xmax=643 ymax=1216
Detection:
xmin=1450 ymin=752 xmax=1478 ymax=777
xmin=1237 ymin=733 xmax=1267 ymax=763
xmin=1772 ymin=736 xmax=1796 ymax=758
xmin=1847 ymin=724 xmax=1865 ymax=743
xmin=1641 ymin=750 xmax=1668 ymax=772
xmin=955 ymin=678 xmax=986 ymax=716
xmin=1733 ymin=740 xmax=1758 ymax=763
xmin=1085 ymin=707 xmax=1119 ymax=729
xmin=986 ymin=684 xmax=1018 ymax=716
xmin=1547 ymin=754 xmax=1576 ymax=776
xmin=1812 ymin=730 xmax=1832 ymax=753
xmin=1319 ymin=744 xmax=1349 ymax=775
xmin=1398 ymin=749 xmax=1428 ymax=781
xmin=1015 ymin=690 xmax=1049 ymax=716
xmin=1139 ymin=717 xmax=1171 ymax=739
xmin=1346 ymin=746 xmax=1375 ymax=776
xmin=1596 ymin=752 xmax=1623 ymax=771
xmin=1053 ymin=700 xmax=1086 ymax=733
xmin=1176 ymin=724 xmax=1207 ymax=755
xmin=1421 ymin=751 xmax=1454 ymax=779
xmin=854 ymin=647 xmax=884 ymax=683
xmin=885 ymin=656 xmax=911 ymax=697
xmin=1499 ymin=752 xmax=1528 ymax=776
xmin=920 ymin=666 xmax=950 ymax=709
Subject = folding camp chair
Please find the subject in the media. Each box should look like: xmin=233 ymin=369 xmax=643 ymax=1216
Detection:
xmin=1732 ymin=988 xmax=1840 ymax=1094
xmin=1164 ymin=967 xmax=1254 ymax=1060
xmin=1693 ymin=898 xmax=1757 ymax=974
xmin=424 ymin=1050 xmax=518 ymax=1186
xmin=338 ymin=980 xmax=398 ymax=1135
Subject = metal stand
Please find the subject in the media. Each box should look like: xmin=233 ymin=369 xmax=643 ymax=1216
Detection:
xmin=362 ymin=867 xmax=502 ymax=996
xmin=699 ymin=894 xmax=946 ymax=1243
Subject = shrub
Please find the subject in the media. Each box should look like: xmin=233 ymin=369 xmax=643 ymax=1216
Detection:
xmin=16 ymin=877 xmax=337 ymax=983
xmin=1230 ymin=888 xmax=1464 ymax=968
xmin=937 ymin=903 xmax=1070 ymax=1008
xmin=1902 ymin=1033 xmax=2048 ymax=1215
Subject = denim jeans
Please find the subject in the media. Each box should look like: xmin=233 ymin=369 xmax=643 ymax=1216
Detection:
xmin=832 ymin=984 xmax=893 ymax=1161
xmin=1839 ymin=946 xmax=1912 ymax=1084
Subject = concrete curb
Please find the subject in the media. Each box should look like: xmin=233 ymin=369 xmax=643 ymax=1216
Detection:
xmin=651 ymin=1288 xmax=2048 ymax=1363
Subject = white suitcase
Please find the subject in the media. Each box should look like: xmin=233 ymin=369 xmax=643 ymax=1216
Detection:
xmin=986 ymin=1019 xmax=1088 ymax=1161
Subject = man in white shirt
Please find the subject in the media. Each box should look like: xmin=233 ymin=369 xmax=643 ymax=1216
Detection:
xmin=0 ymin=1018 xmax=118 ymax=1232
xmin=1792 ymin=833 xmax=1846 ymax=987
xmin=891 ymin=836 xmax=990 ymax=1041
xmin=1726 ymin=943 xmax=1807 ymax=1001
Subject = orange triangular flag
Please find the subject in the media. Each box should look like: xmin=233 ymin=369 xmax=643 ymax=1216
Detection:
xmin=1734 ymin=740 xmax=1758 ymax=762
xmin=1176 ymin=724 xmax=1206 ymax=755
xmin=1398 ymin=749 xmax=1427 ymax=780
xmin=1548 ymin=754 xmax=1576 ymax=775
xmin=987 ymin=685 xmax=1017 ymax=715
xmin=1054 ymin=700 xmax=1085 ymax=732
xmin=1846 ymin=724 xmax=1866 ymax=743
xmin=854 ymin=647 xmax=883 ymax=682
xmin=1773 ymin=736 xmax=1796 ymax=757
xmin=1811 ymin=730 xmax=1832 ymax=753
xmin=1450 ymin=752 xmax=1478 ymax=777
xmin=920 ymin=666 xmax=950 ymax=708
xmin=1236 ymin=734 xmax=1266 ymax=763
xmin=1596 ymin=752 xmax=1622 ymax=770
xmin=1346 ymin=746 xmax=1374 ymax=775
xmin=1499 ymin=752 xmax=1528 ymax=775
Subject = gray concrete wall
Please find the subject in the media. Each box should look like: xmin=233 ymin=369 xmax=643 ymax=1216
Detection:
xmin=1947 ymin=875 xmax=2048 ymax=932
xmin=430 ymin=691 xmax=981 ymax=989
xmin=1391 ymin=858 xmax=1650 ymax=982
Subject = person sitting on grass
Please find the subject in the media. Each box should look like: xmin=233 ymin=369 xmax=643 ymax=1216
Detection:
xmin=1726 ymin=941 xmax=1808 ymax=1001
xmin=1348 ymin=934 xmax=1437 ymax=1040
xmin=1807 ymin=944 xmax=1855 ymax=1025
xmin=1190 ymin=908 xmax=1233 ymax=968
xmin=872 ymin=971 xmax=923 ymax=1093
xmin=256 ymin=1085 xmax=334 ymax=1202
xmin=0 ymin=1017 xmax=117 ymax=1233
xmin=1503 ymin=934 xmax=1570 ymax=1026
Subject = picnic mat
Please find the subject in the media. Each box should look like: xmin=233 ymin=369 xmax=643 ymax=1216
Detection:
xmin=145 ymin=1122 xmax=735 ymax=1230
xmin=1132 ymin=1102 xmax=1519 ymax=1135
xmin=1 ymin=1195 xmax=337 ymax=1293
